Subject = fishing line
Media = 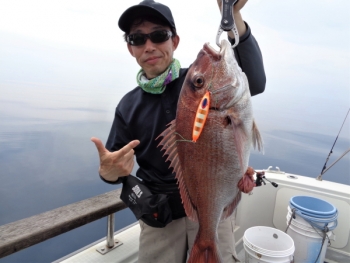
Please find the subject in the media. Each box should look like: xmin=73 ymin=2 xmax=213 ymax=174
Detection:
xmin=175 ymin=132 xmax=194 ymax=143
xmin=320 ymin=108 xmax=350 ymax=176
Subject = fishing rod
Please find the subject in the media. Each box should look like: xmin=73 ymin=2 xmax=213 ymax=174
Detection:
xmin=316 ymin=108 xmax=350 ymax=181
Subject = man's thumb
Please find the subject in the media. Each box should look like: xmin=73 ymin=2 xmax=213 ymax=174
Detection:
xmin=91 ymin=137 xmax=106 ymax=154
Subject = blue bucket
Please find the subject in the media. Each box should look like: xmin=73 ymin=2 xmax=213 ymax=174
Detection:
xmin=290 ymin=196 xmax=337 ymax=218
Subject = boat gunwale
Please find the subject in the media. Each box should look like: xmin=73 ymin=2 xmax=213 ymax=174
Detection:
xmin=0 ymin=188 xmax=126 ymax=259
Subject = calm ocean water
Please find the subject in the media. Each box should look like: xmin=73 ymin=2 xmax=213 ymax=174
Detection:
xmin=0 ymin=111 xmax=349 ymax=263
xmin=0 ymin=56 xmax=349 ymax=262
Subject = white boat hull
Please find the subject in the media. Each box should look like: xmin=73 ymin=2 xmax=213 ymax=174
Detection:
xmin=55 ymin=169 xmax=350 ymax=263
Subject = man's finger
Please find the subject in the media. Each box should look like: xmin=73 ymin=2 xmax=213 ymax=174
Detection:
xmin=123 ymin=148 xmax=136 ymax=160
xmin=91 ymin=137 xmax=107 ymax=155
xmin=124 ymin=156 xmax=135 ymax=174
xmin=234 ymin=0 xmax=248 ymax=12
xmin=117 ymin=140 xmax=140 ymax=157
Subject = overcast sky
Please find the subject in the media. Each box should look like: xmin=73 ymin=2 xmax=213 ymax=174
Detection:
xmin=0 ymin=0 xmax=349 ymax=138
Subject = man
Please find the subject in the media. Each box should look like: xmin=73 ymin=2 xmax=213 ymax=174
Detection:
xmin=91 ymin=0 xmax=265 ymax=262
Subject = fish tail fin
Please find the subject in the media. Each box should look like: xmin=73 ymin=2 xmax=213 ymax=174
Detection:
xmin=188 ymin=235 xmax=222 ymax=263
xmin=252 ymin=120 xmax=264 ymax=153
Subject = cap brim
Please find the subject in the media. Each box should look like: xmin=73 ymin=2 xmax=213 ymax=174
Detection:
xmin=118 ymin=5 xmax=170 ymax=33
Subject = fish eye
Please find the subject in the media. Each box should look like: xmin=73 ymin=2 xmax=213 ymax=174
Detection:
xmin=193 ymin=75 xmax=204 ymax=88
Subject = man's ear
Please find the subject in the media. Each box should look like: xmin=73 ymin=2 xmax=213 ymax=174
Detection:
xmin=172 ymin=35 xmax=180 ymax=51
xmin=127 ymin=43 xmax=135 ymax=57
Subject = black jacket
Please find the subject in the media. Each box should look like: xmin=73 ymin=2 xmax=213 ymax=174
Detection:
xmin=103 ymin=23 xmax=266 ymax=219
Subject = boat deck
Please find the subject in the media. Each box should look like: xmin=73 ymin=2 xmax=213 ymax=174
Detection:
xmin=55 ymin=222 xmax=345 ymax=263
xmin=55 ymin=223 xmax=140 ymax=263
xmin=55 ymin=171 xmax=350 ymax=263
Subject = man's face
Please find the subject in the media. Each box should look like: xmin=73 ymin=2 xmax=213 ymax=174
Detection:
xmin=127 ymin=21 xmax=180 ymax=79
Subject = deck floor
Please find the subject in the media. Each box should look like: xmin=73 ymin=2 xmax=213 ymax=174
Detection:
xmin=55 ymin=223 xmax=345 ymax=263
xmin=55 ymin=223 xmax=140 ymax=263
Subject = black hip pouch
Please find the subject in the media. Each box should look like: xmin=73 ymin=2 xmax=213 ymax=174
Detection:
xmin=120 ymin=175 xmax=173 ymax=228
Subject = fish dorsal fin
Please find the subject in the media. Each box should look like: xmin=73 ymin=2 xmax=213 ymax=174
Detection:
xmin=157 ymin=120 xmax=199 ymax=221
xmin=221 ymin=192 xmax=241 ymax=221
xmin=252 ymin=120 xmax=263 ymax=153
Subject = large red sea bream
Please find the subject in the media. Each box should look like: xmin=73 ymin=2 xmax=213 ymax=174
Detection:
xmin=158 ymin=39 xmax=263 ymax=263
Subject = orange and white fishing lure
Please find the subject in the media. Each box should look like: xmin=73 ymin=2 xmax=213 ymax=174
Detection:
xmin=192 ymin=91 xmax=210 ymax=142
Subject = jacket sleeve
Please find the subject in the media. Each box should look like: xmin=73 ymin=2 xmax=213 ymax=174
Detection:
xmin=106 ymin=106 xmax=133 ymax=152
xmin=229 ymin=22 xmax=266 ymax=96
xmin=99 ymin=106 xmax=133 ymax=185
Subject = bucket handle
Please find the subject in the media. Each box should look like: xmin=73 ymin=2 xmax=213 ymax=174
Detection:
xmin=293 ymin=208 xmax=338 ymax=231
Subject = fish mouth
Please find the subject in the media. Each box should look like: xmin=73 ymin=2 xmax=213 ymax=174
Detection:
xmin=203 ymin=40 xmax=230 ymax=60
xmin=203 ymin=40 xmax=236 ymax=111
xmin=203 ymin=43 xmax=219 ymax=56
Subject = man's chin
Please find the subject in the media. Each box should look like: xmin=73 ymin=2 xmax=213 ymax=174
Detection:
xmin=144 ymin=66 xmax=167 ymax=79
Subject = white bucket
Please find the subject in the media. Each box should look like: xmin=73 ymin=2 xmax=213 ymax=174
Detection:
xmin=286 ymin=213 xmax=335 ymax=239
xmin=286 ymin=195 xmax=337 ymax=263
xmin=286 ymin=222 xmax=332 ymax=263
xmin=243 ymin=226 xmax=294 ymax=263
xmin=287 ymin=206 xmax=337 ymax=230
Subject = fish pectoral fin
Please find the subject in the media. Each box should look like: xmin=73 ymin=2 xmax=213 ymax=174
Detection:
xmin=221 ymin=192 xmax=241 ymax=221
xmin=252 ymin=120 xmax=264 ymax=153
xmin=156 ymin=120 xmax=199 ymax=221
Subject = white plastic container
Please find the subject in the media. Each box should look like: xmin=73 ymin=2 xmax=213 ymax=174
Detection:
xmin=286 ymin=196 xmax=337 ymax=263
xmin=286 ymin=213 xmax=335 ymax=238
xmin=243 ymin=226 xmax=295 ymax=263
xmin=286 ymin=222 xmax=332 ymax=263
xmin=287 ymin=206 xmax=337 ymax=230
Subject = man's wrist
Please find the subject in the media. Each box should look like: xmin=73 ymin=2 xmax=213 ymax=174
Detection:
xmin=229 ymin=11 xmax=246 ymax=38
xmin=99 ymin=173 xmax=122 ymax=184
xmin=228 ymin=21 xmax=251 ymax=46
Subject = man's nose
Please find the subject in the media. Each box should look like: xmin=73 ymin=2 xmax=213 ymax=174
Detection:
xmin=144 ymin=38 xmax=155 ymax=52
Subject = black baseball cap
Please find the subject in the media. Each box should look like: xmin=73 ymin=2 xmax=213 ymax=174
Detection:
xmin=118 ymin=0 xmax=176 ymax=33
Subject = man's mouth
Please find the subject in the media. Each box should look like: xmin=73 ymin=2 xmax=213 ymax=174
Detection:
xmin=145 ymin=56 xmax=160 ymax=64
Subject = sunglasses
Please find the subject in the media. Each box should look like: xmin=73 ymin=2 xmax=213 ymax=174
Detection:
xmin=127 ymin=30 xmax=173 ymax=46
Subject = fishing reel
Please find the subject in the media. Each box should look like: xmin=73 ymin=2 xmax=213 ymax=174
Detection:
xmin=255 ymin=171 xmax=278 ymax=188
